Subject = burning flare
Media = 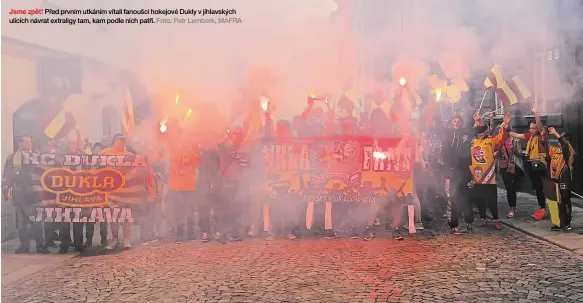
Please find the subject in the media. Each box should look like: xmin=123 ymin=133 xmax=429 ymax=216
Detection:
xmin=373 ymin=151 xmax=388 ymax=160
xmin=259 ymin=95 xmax=270 ymax=112
xmin=160 ymin=120 xmax=168 ymax=133
xmin=175 ymin=93 xmax=180 ymax=105
xmin=186 ymin=108 xmax=193 ymax=119
xmin=435 ymin=88 xmax=442 ymax=102
xmin=399 ymin=77 xmax=407 ymax=86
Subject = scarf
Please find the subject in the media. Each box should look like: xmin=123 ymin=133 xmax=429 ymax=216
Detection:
xmin=526 ymin=134 xmax=547 ymax=164
xmin=12 ymin=151 xmax=22 ymax=169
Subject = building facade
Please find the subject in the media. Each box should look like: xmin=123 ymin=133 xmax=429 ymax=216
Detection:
xmin=1 ymin=36 xmax=150 ymax=240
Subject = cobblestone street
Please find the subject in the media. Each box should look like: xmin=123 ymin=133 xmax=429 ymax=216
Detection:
xmin=2 ymin=217 xmax=583 ymax=303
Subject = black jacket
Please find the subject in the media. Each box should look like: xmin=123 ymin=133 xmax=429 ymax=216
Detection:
xmin=441 ymin=127 xmax=473 ymax=171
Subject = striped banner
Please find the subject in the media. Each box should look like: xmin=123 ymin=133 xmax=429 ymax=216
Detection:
xmin=121 ymin=87 xmax=135 ymax=137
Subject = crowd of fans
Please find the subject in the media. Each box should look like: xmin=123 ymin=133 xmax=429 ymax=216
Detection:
xmin=2 ymin=98 xmax=578 ymax=254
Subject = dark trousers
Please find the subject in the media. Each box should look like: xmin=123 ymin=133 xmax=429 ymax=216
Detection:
xmin=500 ymin=168 xmax=517 ymax=208
xmin=215 ymin=186 xmax=247 ymax=237
xmin=86 ymin=222 xmax=108 ymax=243
xmin=472 ymin=184 xmax=499 ymax=220
xmin=447 ymin=172 xmax=474 ymax=228
xmin=414 ymin=164 xmax=434 ymax=219
xmin=167 ymin=190 xmax=197 ymax=238
xmin=44 ymin=222 xmax=59 ymax=244
xmin=58 ymin=223 xmax=73 ymax=249
xmin=197 ymin=193 xmax=211 ymax=234
xmin=526 ymin=165 xmax=547 ymax=209
xmin=559 ymin=189 xmax=572 ymax=228
xmin=15 ymin=204 xmax=44 ymax=248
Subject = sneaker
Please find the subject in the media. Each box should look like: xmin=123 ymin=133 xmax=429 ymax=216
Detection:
xmin=461 ymin=224 xmax=473 ymax=233
xmin=45 ymin=240 xmax=57 ymax=248
xmin=229 ymin=235 xmax=242 ymax=242
xmin=373 ymin=218 xmax=381 ymax=226
xmin=106 ymin=239 xmax=118 ymax=250
xmin=123 ymin=238 xmax=132 ymax=249
xmin=287 ymin=233 xmax=297 ymax=240
xmin=217 ymin=235 xmax=228 ymax=244
xmin=415 ymin=222 xmax=424 ymax=230
xmin=393 ymin=228 xmax=404 ymax=240
xmin=247 ymin=225 xmax=258 ymax=237
xmin=452 ymin=227 xmax=462 ymax=235
xmin=531 ymin=208 xmax=546 ymax=220
xmin=362 ymin=227 xmax=376 ymax=241
xmin=324 ymin=230 xmax=340 ymax=239
xmin=551 ymin=225 xmax=562 ymax=232
xmin=175 ymin=236 xmax=183 ymax=243
xmin=476 ymin=219 xmax=487 ymax=227
xmin=266 ymin=234 xmax=276 ymax=241
xmin=36 ymin=246 xmax=50 ymax=254
xmin=564 ymin=225 xmax=572 ymax=231
xmin=494 ymin=220 xmax=502 ymax=230
xmin=506 ymin=209 xmax=515 ymax=218
xmin=349 ymin=229 xmax=359 ymax=239
xmin=201 ymin=232 xmax=210 ymax=243
xmin=214 ymin=232 xmax=221 ymax=241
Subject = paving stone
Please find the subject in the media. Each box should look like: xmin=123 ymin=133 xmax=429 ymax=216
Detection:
xmin=2 ymin=212 xmax=583 ymax=303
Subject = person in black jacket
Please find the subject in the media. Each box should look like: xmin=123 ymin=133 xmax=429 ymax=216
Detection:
xmin=439 ymin=115 xmax=474 ymax=234
xmin=2 ymin=135 xmax=49 ymax=254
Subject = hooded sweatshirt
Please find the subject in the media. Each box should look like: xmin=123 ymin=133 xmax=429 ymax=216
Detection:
xmin=441 ymin=124 xmax=472 ymax=172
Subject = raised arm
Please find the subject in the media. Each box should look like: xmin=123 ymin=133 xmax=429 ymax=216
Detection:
xmin=532 ymin=103 xmax=544 ymax=132
xmin=548 ymin=127 xmax=575 ymax=164
xmin=300 ymin=97 xmax=315 ymax=121
xmin=509 ymin=132 xmax=526 ymax=140
xmin=491 ymin=112 xmax=512 ymax=148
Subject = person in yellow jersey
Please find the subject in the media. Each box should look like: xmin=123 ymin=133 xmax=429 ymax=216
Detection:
xmin=546 ymin=127 xmax=576 ymax=232
xmin=510 ymin=103 xmax=548 ymax=220
xmin=469 ymin=112 xmax=511 ymax=231
xmin=101 ymin=134 xmax=135 ymax=250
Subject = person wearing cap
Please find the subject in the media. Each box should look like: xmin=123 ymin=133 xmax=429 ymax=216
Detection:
xmin=546 ymin=127 xmax=576 ymax=231
xmin=469 ymin=112 xmax=512 ymax=231
xmin=3 ymin=135 xmax=49 ymax=254
xmin=101 ymin=134 xmax=135 ymax=249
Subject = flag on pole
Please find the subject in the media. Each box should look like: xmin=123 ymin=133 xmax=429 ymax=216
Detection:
xmin=121 ymin=87 xmax=135 ymax=137
xmin=484 ymin=65 xmax=504 ymax=89
xmin=41 ymin=102 xmax=76 ymax=139
xmin=483 ymin=65 xmax=531 ymax=107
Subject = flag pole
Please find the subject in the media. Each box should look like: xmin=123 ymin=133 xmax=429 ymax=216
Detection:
xmin=477 ymin=90 xmax=488 ymax=114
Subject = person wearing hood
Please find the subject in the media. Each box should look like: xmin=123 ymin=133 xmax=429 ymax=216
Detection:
xmin=439 ymin=114 xmax=473 ymax=234
xmin=469 ymin=112 xmax=512 ymax=231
